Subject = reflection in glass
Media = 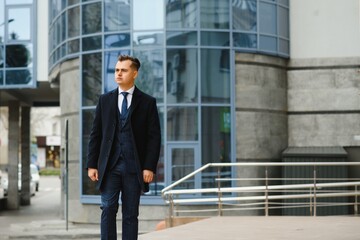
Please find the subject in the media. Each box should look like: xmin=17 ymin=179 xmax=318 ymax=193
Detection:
xmin=133 ymin=0 xmax=164 ymax=30
xmin=82 ymin=53 xmax=102 ymax=106
xmin=166 ymin=0 xmax=197 ymax=28
xmin=259 ymin=2 xmax=276 ymax=35
xmin=133 ymin=32 xmax=163 ymax=47
xmin=8 ymin=7 xmax=31 ymax=41
xmin=105 ymin=33 xmax=130 ymax=48
xmin=278 ymin=0 xmax=289 ymax=6
xmin=201 ymin=49 xmax=230 ymax=103
xmin=68 ymin=0 xmax=79 ymax=6
xmin=61 ymin=13 xmax=66 ymax=42
xmin=279 ymin=6 xmax=289 ymax=38
xmin=171 ymin=148 xmax=195 ymax=189
xmin=61 ymin=43 xmax=66 ymax=58
xmin=105 ymin=0 xmax=130 ymax=31
xmin=0 ymin=3 xmax=4 ymax=44
xmin=6 ymin=43 xmax=32 ymax=67
xmin=260 ymin=35 xmax=276 ymax=52
xmin=200 ymin=0 xmax=229 ymax=29
xmin=0 ymin=70 xmax=3 ymax=85
xmin=232 ymin=0 xmax=257 ymax=31
xmin=0 ymin=43 xmax=4 ymax=66
xmin=68 ymin=6 xmax=80 ymax=38
xmin=82 ymin=2 xmax=101 ymax=35
xmin=68 ymin=39 xmax=79 ymax=54
xmin=81 ymin=108 xmax=99 ymax=195
xmin=233 ymin=33 xmax=257 ymax=48
xmin=104 ymin=50 xmax=130 ymax=93
xmin=133 ymin=49 xmax=164 ymax=103
xmin=166 ymin=31 xmax=197 ymax=46
xmin=166 ymin=49 xmax=197 ymax=103
xmin=201 ymin=107 xmax=231 ymax=189
xmin=279 ymin=39 xmax=289 ymax=54
xmin=5 ymin=69 xmax=32 ymax=85
xmin=167 ymin=106 xmax=198 ymax=141
xmin=6 ymin=0 xmax=33 ymax=4
xmin=201 ymin=31 xmax=229 ymax=46
xmin=82 ymin=35 xmax=102 ymax=51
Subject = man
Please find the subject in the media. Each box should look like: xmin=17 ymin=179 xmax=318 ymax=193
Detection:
xmin=87 ymin=55 xmax=161 ymax=240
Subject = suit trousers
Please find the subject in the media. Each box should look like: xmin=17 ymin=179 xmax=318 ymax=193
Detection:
xmin=100 ymin=160 xmax=141 ymax=240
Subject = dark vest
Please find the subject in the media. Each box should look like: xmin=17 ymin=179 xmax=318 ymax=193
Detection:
xmin=108 ymin=108 xmax=137 ymax=173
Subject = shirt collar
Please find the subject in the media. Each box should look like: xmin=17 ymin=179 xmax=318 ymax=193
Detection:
xmin=118 ymin=85 xmax=135 ymax=95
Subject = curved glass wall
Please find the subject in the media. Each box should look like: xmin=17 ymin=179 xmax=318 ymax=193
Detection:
xmin=0 ymin=0 xmax=36 ymax=88
xmin=48 ymin=0 xmax=289 ymax=202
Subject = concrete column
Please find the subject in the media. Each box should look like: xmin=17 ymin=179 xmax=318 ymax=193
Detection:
xmin=7 ymin=101 xmax=20 ymax=210
xmin=21 ymin=106 xmax=31 ymax=206
xmin=235 ymin=53 xmax=288 ymax=215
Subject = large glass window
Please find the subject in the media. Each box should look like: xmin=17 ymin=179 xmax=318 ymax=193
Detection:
xmin=201 ymin=106 xmax=231 ymax=188
xmin=166 ymin=31 xmax=197 ymax=46
xmin=201 ymin=49 xmax=230 ymax=103
xmin=0 ymin=2 xmax=4 ymax=44
xmin=5 ymin=43 xmax=32 ymax=67
xmin=82 ymin=35 xmax=102 ymax=51
xmin=133 ymin=49 xmax=164 ymax=103
xmin=259 ymin=2 xmax=276 ymax=35
xmin=68 ymin=6 xmax=80 ymax=38
xmin=200 ymin=0 xmax=229 ymax=29
xmin=133 ymin=0 xmax=164 ymax=30
xmin=232 ymin=0 xmax=257 ymax=31
xmin=82 ymin=53 xmax=102 ymax=106
xmin=166 ymin=0 xmax=197 ymax=29
xmin=104 ymin=0 xmax=130 ymax=32
xmin=105 ymin=33 xmax=130 ymax=49
xmin=201 ymin=31 xmax=229 ymax=46
xmin=133 ymin=32 xmax=163 ymax=47
xmin=5 ymin=68 xmax=32 ymax=85
xmin=167 ymin=106 xmax=198 ymax=141
xmin=8 ymin=7 xmax=31 ymax=41
xmin=82 ymin=2 xmax=101 ymax=35
xmin=166 ymin=48 xmax=197 ymax=103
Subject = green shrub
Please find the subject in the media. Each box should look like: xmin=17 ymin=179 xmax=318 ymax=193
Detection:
xmin=39 ymin=168 xmax=61 ymax=176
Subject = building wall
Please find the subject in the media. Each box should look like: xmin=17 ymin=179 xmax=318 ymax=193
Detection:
xmin=290 ymin=0 xmax=360 ymax=58
xmin=289 ymin=0 xmax=360 ymax=147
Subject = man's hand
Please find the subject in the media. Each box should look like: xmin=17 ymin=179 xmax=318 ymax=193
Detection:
xmin=143 ymin=170 xmax=154 ymax=183
xmin=88 ymin=168 xmax=98 ymax=182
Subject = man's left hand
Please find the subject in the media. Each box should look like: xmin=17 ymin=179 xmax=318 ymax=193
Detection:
xmin=143 ymin=170 xmax=154 ymax=183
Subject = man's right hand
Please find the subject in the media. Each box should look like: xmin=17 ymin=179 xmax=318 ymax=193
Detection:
xmin=88 ymin=168 xmax=99 ymax=182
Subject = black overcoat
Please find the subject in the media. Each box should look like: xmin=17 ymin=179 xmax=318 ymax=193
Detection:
xmin=86 ymin=86 xmax=161 ymax=192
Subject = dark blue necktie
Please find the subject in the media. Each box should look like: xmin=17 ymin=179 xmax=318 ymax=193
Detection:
xmin=121 ymin=92 xmax=129 ymax=117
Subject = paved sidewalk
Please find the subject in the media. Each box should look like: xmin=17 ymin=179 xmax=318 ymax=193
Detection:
xmin=2 ymin=216 xmax=360 ymax=239
xmin=140 ymin=216 xmax=360 ymax=240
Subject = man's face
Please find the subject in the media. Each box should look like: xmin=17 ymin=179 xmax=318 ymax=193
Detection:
xmin=114 ymin=60 xmax=138 ymax=90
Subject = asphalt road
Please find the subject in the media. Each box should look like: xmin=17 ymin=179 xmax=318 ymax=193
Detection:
xmin=0 ymin=175 xmax=62 ymax=234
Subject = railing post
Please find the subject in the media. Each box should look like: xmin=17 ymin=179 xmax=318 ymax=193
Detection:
xmin=169 ymin=194 xmax=174 ymax=227
xmin=265 ymin=167 xmax=269 ymax=216
xmin=313 ymin=166 xmax=317 ymax=217
xmin=355 ymin=185 xmax=358 ymax=215
xmin=217 ymin=166 xmax=223 ymax=216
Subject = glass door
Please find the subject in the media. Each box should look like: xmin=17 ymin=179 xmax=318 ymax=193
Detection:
xmin=167 ymin=144 xmax=200 ymax=190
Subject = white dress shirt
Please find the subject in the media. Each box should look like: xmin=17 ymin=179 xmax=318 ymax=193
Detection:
xmin=118 ymin=86 xmax=135 ymax=113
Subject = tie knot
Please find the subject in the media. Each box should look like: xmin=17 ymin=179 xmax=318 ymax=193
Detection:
xmin=121 ymin=92 xmax=128 ymax=97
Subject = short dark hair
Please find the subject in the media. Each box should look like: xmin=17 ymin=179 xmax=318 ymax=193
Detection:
xmin=118 ymin=55 xmax=141 ymax=71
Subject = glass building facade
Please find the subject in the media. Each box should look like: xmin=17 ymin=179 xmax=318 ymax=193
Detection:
xmin=0 ymin=0 xmax=36 ymax=88
xmin=48 ymin=0 xmax=289 ymax=203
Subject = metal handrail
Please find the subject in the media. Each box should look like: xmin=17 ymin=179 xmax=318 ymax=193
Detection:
xmin=161 ymin=162 xmax=360 ymax=222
